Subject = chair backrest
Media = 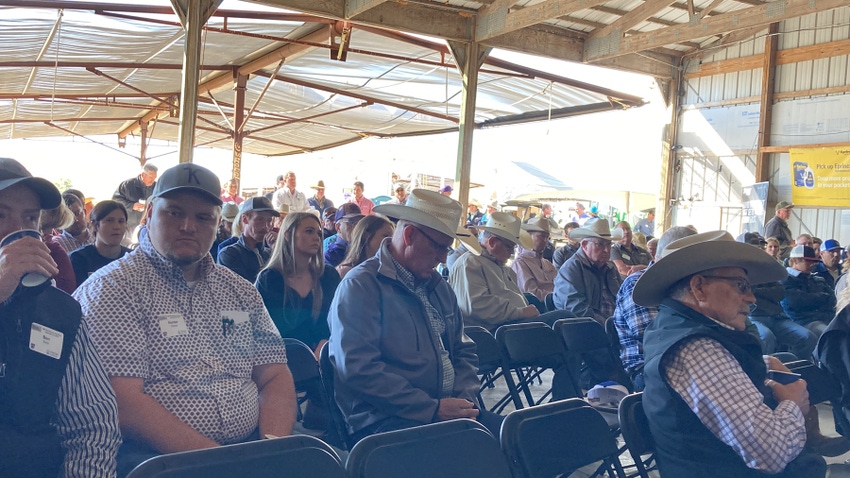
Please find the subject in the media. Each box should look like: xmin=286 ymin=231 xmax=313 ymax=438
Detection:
xmin=319 ymin=342 xmax=355 ymax=450
xmin=126 ymin=435 xmax=344 ymax=478
xmin=346 ymin=419 xmax=512 ymax=478
xmin=605 ymin=317 xmax=622 ymax=353
xmin=544 ymin=293 xmax=555 ymax=313
xmin=283 ymin=338 xmax=321 ymax=390
xmin=464 ymin=326 xmax=504 ymax=372
xmin=501 ymin=399 xmax=625 ymax=478
xmin=618 ymin=392 xmax=654 ymax=466
xmin=495 ymin=322 xmax=569 ymax=369
xmin=555 ymin=317 xmax=634 ymax=391
xmin=554 ymin=318 xmax=611 ymax=352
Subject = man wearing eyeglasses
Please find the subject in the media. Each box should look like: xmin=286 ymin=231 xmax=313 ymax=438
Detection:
xmin=449 ymin=212 xmax=544 ymax=331
xmin=636 ymin=231 xmax=824 ymax=477
xmin=552 ymin=218 xmax=623 ymax=325
xmin=327 ymin=189 xmax=502 ymax=443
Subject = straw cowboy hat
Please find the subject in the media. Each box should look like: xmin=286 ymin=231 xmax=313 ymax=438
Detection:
xmin=568 ymin=217 xmax=623 ymax=242
xmin=373 ymin=189 xmax=474 ymax=247
xmin=478 ymin=211 xmax=534 ymax=251
xmin=633 ymin=230 xmax=787 ymax=307
xmin=310 ymin=180 xmax=326 ymax=190
xmin=522 ymin=216 xmax=551 ymax=234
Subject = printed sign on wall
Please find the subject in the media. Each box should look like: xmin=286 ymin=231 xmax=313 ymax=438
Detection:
xmin=789 ymin=147 xmax=850 ymax=207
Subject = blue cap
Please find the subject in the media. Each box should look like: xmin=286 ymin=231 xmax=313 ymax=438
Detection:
xmin=821 ymin=239 xmax=843 ymax=252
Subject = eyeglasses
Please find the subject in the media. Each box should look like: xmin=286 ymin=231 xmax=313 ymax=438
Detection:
xmin=700 ymin=275 xmax=752 ymax=295
xmin=411 ymin=226 xmax=453 ymax=255
xmin=586 ymin=240 xmax=612 ymax=250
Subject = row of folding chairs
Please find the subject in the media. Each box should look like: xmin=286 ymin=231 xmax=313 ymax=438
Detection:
xmin=466 ymin=318 xmax=632 ymax=414
xmin=128 ymin=398 xmax=628 ymax=478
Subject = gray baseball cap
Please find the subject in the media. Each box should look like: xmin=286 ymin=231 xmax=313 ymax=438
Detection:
xmin=151 ymin=164 xmax=222 ymax=205
xmin=239 ymin=196 xmax=275 ymax=214
xmin=0 ymin=157 xmax=61 ymax=209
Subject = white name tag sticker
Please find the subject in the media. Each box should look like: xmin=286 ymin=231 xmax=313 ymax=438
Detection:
xmin=158 ymin=314 xmax=189 ymax=338
xmin=221 ymin=311 xmax=250 ymax=325
xmin=29 ymin=323 xmax=63 ymax=359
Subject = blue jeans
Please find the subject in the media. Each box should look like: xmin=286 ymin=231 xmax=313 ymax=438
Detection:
xmin=750 ymin=315 xmax=818 ymax=361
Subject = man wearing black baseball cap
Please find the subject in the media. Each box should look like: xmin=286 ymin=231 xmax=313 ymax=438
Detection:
xmin=75 ymin=163 xmax=295 ymax=475
xmin=0 ymin=158 xmax=120 ymax=477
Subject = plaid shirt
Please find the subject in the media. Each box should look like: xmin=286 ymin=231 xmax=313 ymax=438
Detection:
xmin=613 ymin=266 xmax=657 ymax=374
xmin=664 ymin=337 xmax=805 ymax=473
xmin=391 ymin=255 xmax=455 ymax=397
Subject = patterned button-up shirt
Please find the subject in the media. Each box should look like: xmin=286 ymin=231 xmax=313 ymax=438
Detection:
xmin=54 ymin=229 xmax=93 ymax=254
xmin=74 ymin=229 xmax=287 ymax=445
xmin=391 ymin=255 xmax=454 ymax=397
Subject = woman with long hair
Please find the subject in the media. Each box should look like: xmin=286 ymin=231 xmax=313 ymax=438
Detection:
xmin=70 ymin=200 xmax=131 ymax=287
xmin=336 ymin=215 xmax=394 ymax=279
xmin=255 ymin=212 xmax=340 ymax=357
xmin=39 ymin=202 xmax=77 ymax=293
xmin=765 ymin=236 xmax=782 ymax=263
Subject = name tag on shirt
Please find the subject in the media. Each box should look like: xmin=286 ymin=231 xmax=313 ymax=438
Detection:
xmin=622 ymin=253 xmax=631 ymax=261
xmin=221 ymin=311 xmax=249 ymax=325
xmin=29 ymin=323 xmax=63 ymax=359
xmin=158 ymin=314 xmax=189 ymax=338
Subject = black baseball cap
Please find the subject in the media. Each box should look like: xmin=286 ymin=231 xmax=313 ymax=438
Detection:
xmin=0 ymin=157 xmax=61 ymax=209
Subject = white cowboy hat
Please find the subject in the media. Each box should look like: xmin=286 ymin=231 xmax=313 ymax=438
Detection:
xmin=522 ymin=216 xmax=551 ymax=234
xmin=568 ymin=217 xmax=623 ymax=242
xmin=455 ymin=225 xmax=482 ymax=256
xmin=310 ymin=180 xmax=326 ymax=190
xmin=633 ymin=230 xmax=787 ymax=307
xmin=373 ymin=189 xmax=468 ymax=244
xmin=478 ymin=211 xmax=534 ymax=250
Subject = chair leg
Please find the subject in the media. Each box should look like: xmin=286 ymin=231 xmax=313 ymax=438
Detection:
xmin=502 ymin=366 xmax=526 ymax=410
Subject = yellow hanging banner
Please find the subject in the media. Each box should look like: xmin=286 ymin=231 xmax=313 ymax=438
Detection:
xmin=789 ymin=147 xmax=850 ymax=207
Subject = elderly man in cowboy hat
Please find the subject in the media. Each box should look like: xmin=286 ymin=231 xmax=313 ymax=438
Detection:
xmin=552 ymin=218 xmax=623 ymax=324
xmin=307 ymin=180 xmax=334 ymax=216
xmin=449 ymin=212 xmax=545 ymax=329
xmin=510 ymin=216 xmax=557 ymax=303
xmin=637 ymin=231 xmax=825 ymax=478
xmin=327 ymin=189 xmax=502 ymax=443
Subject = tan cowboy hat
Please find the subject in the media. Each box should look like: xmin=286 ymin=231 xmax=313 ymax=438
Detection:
xmin=568 ymin=217 xmax=623 ymax=242
xmin=479 ymin=211 xmax=534 ymax=250
xmin=633 ymin=230 xmax=787 ymax=307
xmin=468 ymin=199 xmax=482 ymax=208
xmin=310 ymin=180 xmax=326 ymax=190
xmin=373 ymin=189 xmax=469 ymax=244
xmin=276 ymin=203 xmax=290 ymax=216
xmin=522 ymin=216 xmax=551 ymax=234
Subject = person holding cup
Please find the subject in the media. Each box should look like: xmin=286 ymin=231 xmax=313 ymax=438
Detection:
xmin=0 ymin=157 xmax=121 ymax=477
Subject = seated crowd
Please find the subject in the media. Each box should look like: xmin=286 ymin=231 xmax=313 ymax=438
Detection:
xmin=10 ymin=159 xmax=850 ymax=478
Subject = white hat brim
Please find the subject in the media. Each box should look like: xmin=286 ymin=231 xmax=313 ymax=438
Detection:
xmin=633 ymin=241 xmax=787 ymax=307
xmin=373 ymin=203 xmax=463 ymax=243
xmin=478 ymin=226 xmax=535 ymax=251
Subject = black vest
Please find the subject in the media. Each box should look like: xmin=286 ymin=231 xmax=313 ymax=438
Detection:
xmin=643 ymin=299 xmax=772 ymax=478
xmin=0 ymin=284 xmax=82 ymax=478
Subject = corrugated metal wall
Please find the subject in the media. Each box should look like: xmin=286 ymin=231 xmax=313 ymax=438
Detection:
xmin=675 ymin=7 xmax=850 ymax=244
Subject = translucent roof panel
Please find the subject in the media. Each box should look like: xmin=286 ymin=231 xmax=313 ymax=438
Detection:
xmin=0 ymin=2 xmax=646 ymax=156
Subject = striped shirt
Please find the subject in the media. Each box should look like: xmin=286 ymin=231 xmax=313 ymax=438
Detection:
xmin=54 ymin=321 xmax=122 ymax=477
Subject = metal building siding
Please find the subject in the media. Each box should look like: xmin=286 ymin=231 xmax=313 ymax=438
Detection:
xmin=674 ymin=7 xmax=850 ymax=243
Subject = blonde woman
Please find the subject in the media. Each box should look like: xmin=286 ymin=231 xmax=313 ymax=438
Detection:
xmin=255 ymin=212 xmax=340 ymax=357
xmin=336 ymin=215 xmax=394 ymax=279
xmin=765 ymin=237 xmax=782 ymax=263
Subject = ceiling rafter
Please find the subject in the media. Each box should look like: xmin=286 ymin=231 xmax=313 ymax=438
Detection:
xmin=588 ymin=0 xmax=678 ymax=42
xmin=345 ymin=0 xmax=390 ymax=19
xmin=476 ymin=0 xmax=613 ymax=42
xmin=584 ymin=0 xmax=847 ymax=62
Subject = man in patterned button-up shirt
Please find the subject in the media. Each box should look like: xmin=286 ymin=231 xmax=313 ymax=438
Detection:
xmin=76 ymin=164 xmax=296 ymax=476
